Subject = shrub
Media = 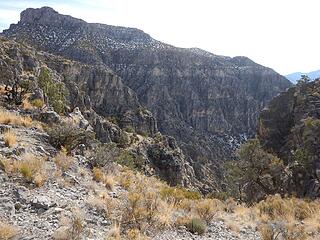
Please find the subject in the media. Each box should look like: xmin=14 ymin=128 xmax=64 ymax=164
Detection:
xmin=38 ymin=67 xmax=67 ymax=114
xmin=160 ymin=186 xmax=201 ymax=203
xmin=4 ymin=130 xmax=17 ymax=147
xmin=125 ymin=126 xmax=135 ymax=133
xmin=47 ymin=124 xmax=94 ymax=153
xmin=226 ymin=139 xmax=285 ymax=203
xmin=89 ymin=143 xmax=119 ymax=167
xmin=30 ymin=99 xmax=45 ymax=109
xmin=53 ymin=209 xmax=85 ymax=240
xmin=115 ymin=151 xmax=145 ymax=171
xmin=0 ymin=158 xmax=13 ymax=173
xmin=116 ymin=132 xmax=130 ymax=148
xmin=195 ymin=199 xmax=223 ymax=222
xmin=154 ymin=201 xmax=174 ymax=229
xmin=186 ymin=218 xmax=206 ymax=235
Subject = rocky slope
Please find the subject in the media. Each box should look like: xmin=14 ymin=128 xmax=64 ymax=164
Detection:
xmin=0 ymin=36 xmax=199 ymax=189
xmin=0 ymin=105 xmax=262 ymax=240
xmin=258 ymin=79 xmax=320 ymax=198
xmin=2 ymin=7 xmax=292 ymax=191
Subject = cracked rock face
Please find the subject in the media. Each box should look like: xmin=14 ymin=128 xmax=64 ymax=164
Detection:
xmin=3 ymin=7 xmax=292 ymax=190
xmin=258 ymin=80 xmax=320 ymax=198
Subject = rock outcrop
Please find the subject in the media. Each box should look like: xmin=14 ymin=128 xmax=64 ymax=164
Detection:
xmin=3 ymin=7 xmax=292 ymax=191
xmin=258 ymin=79 xmax=320 ymax=198
xmin=0 ymin=36 xmax=198 ymax=189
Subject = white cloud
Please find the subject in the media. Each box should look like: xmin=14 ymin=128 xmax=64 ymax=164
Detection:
xmin=0 ymin=0 xmax=319 ymax=74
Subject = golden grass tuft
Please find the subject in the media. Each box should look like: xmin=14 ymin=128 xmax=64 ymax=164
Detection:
xmin=0 ymin=158 xmax=14 ymax=173
xmin=195 ymin=198 xmax=224 ymax=222
xmin=16 ymin=153 xmax=46 ymax=185
xmin=54 ymin=149 xmax=74 ymax=172
xmin=0 ymin=221 xmax=18 ymax=240
xmin=92 ymin=167 xmax=104 ymax=182
xmin=106 ymin=224 xmax=121 ymax=240
xmin=22 ymin=99 xmax=33 ymax=110
xmin=0 ymin=110 xmax=33 ymax=128
xmin=126 ymin=228 xmax=149 ymax=240
xmin=154 ymin=201 xmax=174 ymax=229
xmin=87 ymin=194 xmax=114 ymax=218
xmin=104 ymin=175 xmax=115 ymax=191
xmin=3 ymin=130 xmax=17 ymax=147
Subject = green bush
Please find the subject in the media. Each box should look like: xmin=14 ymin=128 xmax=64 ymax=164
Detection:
xmin=160 ymin=186 xmax=201 ymax=201
xmin=46 ymin=124 xmax=94 ymax=153
xmin=30 ymin=99 xmax=45 ymax=108
xmin=38 ymin=67 xmax=67 ymax=114
xmin=124 ymin=126 xmax=135 ymax=133
xmin=115 ymin=151 xmax=145 ymax=170
xmin=186 ymin=218 xmax=206 ymax=235
xmin=116 ymin=131 xmax=130 ymax=148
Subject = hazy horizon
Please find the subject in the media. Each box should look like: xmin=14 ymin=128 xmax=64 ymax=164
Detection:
xmin=0 ymin=0 xmax=319 ymax=75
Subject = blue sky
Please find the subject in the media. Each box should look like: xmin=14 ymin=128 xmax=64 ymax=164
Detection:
xmin=0 ymin=0 xmax=319 ymax=75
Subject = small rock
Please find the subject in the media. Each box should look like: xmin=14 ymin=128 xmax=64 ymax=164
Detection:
xmin=31 ymin=195 xmax=56 ymax=210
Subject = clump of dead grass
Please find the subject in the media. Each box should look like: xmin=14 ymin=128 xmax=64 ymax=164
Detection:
xmin=3 ymin=130 xmax=17 ymax=147
xmin=0 ymin=221 xmax=18 ymax=240
xmin=0 ymin=110 xmax=33 ymax=128
xmin=54 ymin=149 xmax=74 ymax=172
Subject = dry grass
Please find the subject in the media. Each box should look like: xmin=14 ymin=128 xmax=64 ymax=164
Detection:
xmin=0 ymin=221 xmax=18 ymax=240
xmin=92 ymin=167 xmax=104 ymax=182
xmin=256 ymin=195 xmax=320 ymax=222
xmin=106 ymin=224 xmax=120 ymax=240
xmin=126 ymin=228 xmax=149 ymax=240
xmin=53 ymin=209 xmax=85 ymax=240
xmin=255 ymin=195 xmax=320 ymax=239
xmin=0 ymin=110 xmax=33 ymax=128
xmin=22 ymin=99 xmax=33 ymax=110
xmin=1 ymin=153 xmax=47 ymax=186
xmin=54 ymin=149 xmax=74 ymax=172
xmin=3 ymin=130 xmax=17 ymax=147
xmin=195 ymin=199 xmax=224 ymax=222
xmin=0 ymin=85 xmax=6 ymax=94
xmin=92 ymin=167 xmax=115 ymax=191
xmin=154 ymin=201 xmax=174 ymax=229
xmin=87 ymin=194 xmax=114 ymax=218
xmin=0 ymin=158 xmax=14 ymax=173
xmin=104 ymin=175 xmax=115 ymax=191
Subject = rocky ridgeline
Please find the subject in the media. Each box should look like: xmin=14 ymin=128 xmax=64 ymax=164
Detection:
xmin=2 ymin=7 xmax=292 ymax=191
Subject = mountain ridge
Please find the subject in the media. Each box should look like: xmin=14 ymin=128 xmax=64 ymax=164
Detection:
xmin=2 ymin=6 xmax=292 ymax=192
xmin=286 ymin=69 xmax=320 ymax=83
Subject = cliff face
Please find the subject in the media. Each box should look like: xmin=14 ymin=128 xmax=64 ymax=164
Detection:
xmin=258 ymin=79 xmax=320 ymax=198
xmin=0 ymin=37 xmax=197 ymax=187
xmin=3 ymin=7 xmax=292 ymax=191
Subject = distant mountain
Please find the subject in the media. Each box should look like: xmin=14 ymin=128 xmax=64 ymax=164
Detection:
xmin=286 ymin=70 xmax=320 ymax=84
